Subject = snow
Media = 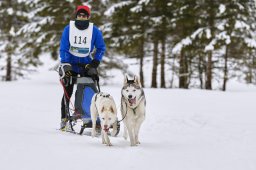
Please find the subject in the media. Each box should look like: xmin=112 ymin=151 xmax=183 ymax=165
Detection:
xmin=9 ymin=27 xmax=16 ymax=36
xmin=7 ymin=8 xmax=14 ymax=15
xmin=235 ymin=20 xmax=250 ymax=30
xmin=205 ymin=39 xmax=215 ymax=51
xmin=217 ymin=22 xmax=225 ymax=31
xmin=219 ymin=4 xmax=226 ymax=14
xmin=138 ymin=0 xmax=150 ymax=5
xmin=191 ymin=28 xmax=204 ymax=39
xmin=172 ymin=37 xmax=192 ymax=54
xmin=151 ymin=16 xmax=163 ymax=24
xmin=104 ymin=1 xmax=133 ymax=16
xmin=237 ymin=3 xmax=245 ymax=10
xmin=206 ymin=29 xmax=211 ymax=39
xmin=245 ymin=38 xmax=256 ymax=48
xmin=82 ymin=2 xmax=90 ymax=7
xmin=167 ymin=2 xmax=172 ymax=6
xmin=130 ymin=5 xmax=143 ymax=13
xmin=217 ymin=31 xmax=231 ymax=44
xmin=130 ymin=0 xmax=150 ymax=12
xmin=204 ymin=31 xmax=231 ymax=52
xmin=0 ymin=56 xmax=256 ymax=170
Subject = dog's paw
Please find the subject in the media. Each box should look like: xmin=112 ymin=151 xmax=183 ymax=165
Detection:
xmin=111 ymin=131 xmax=117 ymax=137
xmin=136 ymin=141 xmax=141 ymax=144
xmin=130 ymin=143 xmax=137 ymax=147
xmin=130 ymin=141 xmax=137 ymax=146
xmin=106 ymin=142 xmax=112 ymax=146
xmin=91 ymin=130 xmax=96 ymax=137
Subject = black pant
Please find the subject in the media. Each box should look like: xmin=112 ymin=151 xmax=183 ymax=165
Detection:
xmin=60 ymin=68 xmax=79 ymax=119
xmin=60 ymin=72 xmax=97 ymax=120
xmin=61 ymin=80 xmax=75 ymax=119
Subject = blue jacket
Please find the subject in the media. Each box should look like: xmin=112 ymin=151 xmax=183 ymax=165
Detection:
xmin=59 ymin=23 xmax=106 ymax=73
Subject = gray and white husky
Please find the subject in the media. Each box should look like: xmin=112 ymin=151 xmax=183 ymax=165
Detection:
xmin=121 ymin=75 xmax=146 ymax=146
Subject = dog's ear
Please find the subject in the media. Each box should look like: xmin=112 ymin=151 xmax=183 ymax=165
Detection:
xmin=134 ymin=75 xmax=142 ymax=87
xmin=110 ymin=106 xmax=114 ymax=113
xmin=124 ymin=74 xmax=128 ymax=85
xmin=101 ymin=106 xmax=105 ymax=113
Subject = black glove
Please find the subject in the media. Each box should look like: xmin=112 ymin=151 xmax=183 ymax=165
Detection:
xmin=84 ymin=59 xmax=100 ymax=81
xmin=65 ymin=70 xmax=73 ymax=77
xmin=87 ymin=67 xmax=99 ymax=81
xmin=90 ymin=59 xmax=100 ymax=68
xmin=59 ymin=63 xmax=73 ymax=78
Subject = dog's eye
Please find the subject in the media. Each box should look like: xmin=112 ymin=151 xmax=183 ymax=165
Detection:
xmin=108 ymin=118 xmax=111 ymax=120
xmin=126 ymin=90 xmax=128 ymax=92
xmin=102 ymin=118 xmax=105 ymax=120
xmin=133 ymin=90 xmax=136 ymax=92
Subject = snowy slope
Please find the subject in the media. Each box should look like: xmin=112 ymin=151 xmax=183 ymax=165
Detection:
xmin=0 ymin=56 xmax=256 ymax=170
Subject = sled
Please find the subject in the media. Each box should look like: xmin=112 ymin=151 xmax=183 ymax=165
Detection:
xmin=61 ymin=75 xmax=120 ymax=136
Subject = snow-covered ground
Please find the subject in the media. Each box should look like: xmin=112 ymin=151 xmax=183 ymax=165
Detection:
xmin=0 ymin=56 xmax=256 ymax=170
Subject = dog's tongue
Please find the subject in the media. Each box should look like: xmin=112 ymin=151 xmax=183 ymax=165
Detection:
xmin=104 ymin=128 xmax=109 ymax=133
xmin=128 ymin=98 xmax=136 ymax=105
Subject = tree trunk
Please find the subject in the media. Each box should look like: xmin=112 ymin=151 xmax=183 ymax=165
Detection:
xmin=6 ymin=54 xmax=12 ymax=81
xmin=160 ymin=9 xmax=166 ymax=88
xmin=151 ymin=38 xmax=158 ymax=88
xmin=249 ymin=53 xmax=255 ymax=84
xmin=222 ymin=46 xmax=229 ymax=91
xmin=247 ymin=50 xmax=254 ymax=84
xmin=198 ymin=54 xmax=204 ymax=89
xmin=205 ymin=52 xmax=212 ymax=89
xmin=5 ymin=0 xmax=12 ymax=81
xmin=139 ymin=37 xmax=144 ymax=87
xmin=205 ymin=0 xmax=215 ymax=90
xmin=179 ymin=50 xmax=188 ymax=89
xmin=160 ymin=37 xmax=166 ymax=88
xmin=170 ymin=55 xmax=175 ymax=88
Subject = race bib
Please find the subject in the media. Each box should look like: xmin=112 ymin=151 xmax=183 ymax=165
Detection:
xmin=69 ymin=21 xmax=93 ymax=57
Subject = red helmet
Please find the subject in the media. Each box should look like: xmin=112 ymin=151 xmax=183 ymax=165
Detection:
xmin=76 ymin=5 xmax=90 ymax=16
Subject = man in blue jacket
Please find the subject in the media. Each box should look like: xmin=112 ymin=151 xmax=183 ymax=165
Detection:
xmin=59 ymin=5 xmax=106 ymax=130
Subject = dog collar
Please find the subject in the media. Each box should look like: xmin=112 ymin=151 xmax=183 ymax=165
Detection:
xmin=99 ymin=92 xmax=110 ymax=98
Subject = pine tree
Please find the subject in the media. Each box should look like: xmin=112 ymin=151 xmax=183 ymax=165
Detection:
xmin=171 ymin=0 xmax=256 ymax=89
xmin=0 ymin=0 xmax=36 ymax=81
xmin=88 ymin=0 xmax=125 ymax=79
xmin=106 ymin=0 xmax=152 ymax=87
xmin=203 ymin=0 xmax=256 ymax=90
xmin=18 ymin=0 xmax=83 ymax=61
xmin=148 ymin=0 xmax=172 ymax=88
xmin=171 ymin=0 xmax=200 ymax=89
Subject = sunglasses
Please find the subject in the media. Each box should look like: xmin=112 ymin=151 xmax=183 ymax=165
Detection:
xmin=77 ymin=13 xmax=89 ymax=18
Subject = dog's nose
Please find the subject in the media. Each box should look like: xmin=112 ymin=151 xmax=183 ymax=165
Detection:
xmin=104 ymin=125 xmax=108 ymax=129
xmin=128 ymin=95 xmax=132 ymax=99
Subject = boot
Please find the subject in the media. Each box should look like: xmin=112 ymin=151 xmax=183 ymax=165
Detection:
xmin=60 ymin=118 xmax=68 ymax=130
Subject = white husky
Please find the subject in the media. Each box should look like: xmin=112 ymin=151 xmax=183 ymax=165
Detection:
xmin=121 ymin=75 xmax=146 ymax=146
xmin=91 ymin=92 xmax=118 ymax=146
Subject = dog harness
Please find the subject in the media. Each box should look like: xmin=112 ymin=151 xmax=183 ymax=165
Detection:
xmin=93 ymin=92 xmax=111 ymax=115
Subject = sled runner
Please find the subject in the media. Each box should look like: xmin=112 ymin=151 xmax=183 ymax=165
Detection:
xmin=59 ymin=65 xmax=120 ymax=136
